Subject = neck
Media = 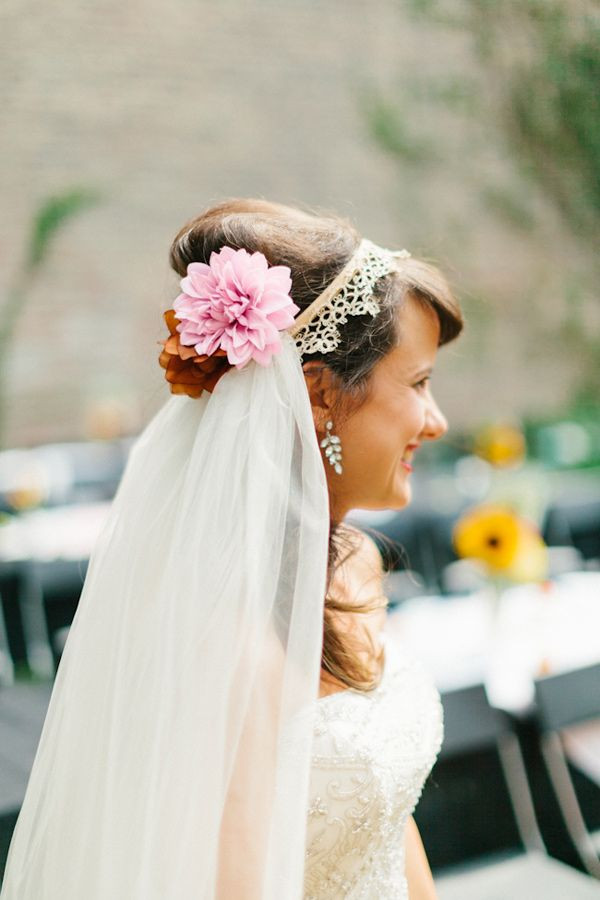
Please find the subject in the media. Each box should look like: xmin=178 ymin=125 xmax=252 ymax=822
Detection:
xmin=328 ymin=492 xmax=351 ymax=527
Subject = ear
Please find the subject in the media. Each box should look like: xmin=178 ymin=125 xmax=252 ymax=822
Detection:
xmin=302 ymin=361 xmax=337 ymax=432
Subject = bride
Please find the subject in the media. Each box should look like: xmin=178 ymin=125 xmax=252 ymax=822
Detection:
xmin=1 ymin=198 xmax=463 ymax=899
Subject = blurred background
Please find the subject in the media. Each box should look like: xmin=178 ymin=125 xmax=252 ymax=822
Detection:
xmin=1 ymin=0 xmax=599 ymax=894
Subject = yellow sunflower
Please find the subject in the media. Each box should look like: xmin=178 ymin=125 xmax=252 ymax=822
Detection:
xmin=452 ymin=503 xmax=548 ymax=582
xmin=473 ymin=423 xmax=526 ymax=468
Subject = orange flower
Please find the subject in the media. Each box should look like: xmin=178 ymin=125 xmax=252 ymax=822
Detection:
xmin=157 ymin=309 xmax=232 ymax=399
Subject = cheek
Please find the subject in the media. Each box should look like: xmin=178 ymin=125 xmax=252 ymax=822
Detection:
xmin=339 ymin=409 xmax=385 ymax=469
xmin=403 ymin=397 xmax=426 ymax=437
xmin=343 ymin=396 xmax=423 ymax=466
xmin=389 ymin=394 xmax=423 ymax=445
xmin=334 ymin=390 xmax=425 ymax=473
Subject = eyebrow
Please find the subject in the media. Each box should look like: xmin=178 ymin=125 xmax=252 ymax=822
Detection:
xmin=411 ymin=366 xmax=434 ymax=379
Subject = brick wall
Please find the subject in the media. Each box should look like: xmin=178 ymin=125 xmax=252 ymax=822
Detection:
xmin=0 ymin=0 xmax=591 ymax=447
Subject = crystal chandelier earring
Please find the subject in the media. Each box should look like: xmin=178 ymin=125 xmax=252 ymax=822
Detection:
xmin=320 ymin=420 xmax=343 ymax=474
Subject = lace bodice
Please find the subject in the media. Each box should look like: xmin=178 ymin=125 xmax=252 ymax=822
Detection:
xmin=303 ymin=631 xmax=444 ymax=899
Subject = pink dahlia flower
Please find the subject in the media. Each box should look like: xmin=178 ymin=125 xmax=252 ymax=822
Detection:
xmin=173 ymin=246 xmax=300 ymax=369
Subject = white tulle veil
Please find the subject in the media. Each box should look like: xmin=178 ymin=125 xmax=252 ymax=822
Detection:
xmin=1 ymin=331 xmax=330 ymax=898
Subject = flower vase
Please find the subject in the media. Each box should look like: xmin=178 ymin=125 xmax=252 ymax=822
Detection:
xmin=535 ymin=579 xmax=555 ymax=677
xmin=482 ymin=577 xmax=507 ymax=710
xmin=483 ymin=578 xmax=504 ymax=634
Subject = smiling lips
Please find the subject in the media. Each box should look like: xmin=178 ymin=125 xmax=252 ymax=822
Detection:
xmin=401 ymin=442 xmax=420 ymax=472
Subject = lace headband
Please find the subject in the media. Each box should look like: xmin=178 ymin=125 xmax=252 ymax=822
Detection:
xmin=287 ymin=238 xmax=411 ymax=357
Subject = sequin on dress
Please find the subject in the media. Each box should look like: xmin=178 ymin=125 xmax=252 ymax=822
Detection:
xmin=303 ymin=631 xmax=444 ymax=899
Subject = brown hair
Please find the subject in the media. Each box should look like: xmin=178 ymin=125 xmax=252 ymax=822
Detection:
xmin=169 ymin=197 xmax=464 ymax=692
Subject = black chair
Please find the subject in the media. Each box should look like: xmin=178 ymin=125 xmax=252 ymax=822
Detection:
xmin=542 ymin=498 xmax=600 ymax=563
xmin=534 ymin=663 xmax=600 ymax=879
xmin=0 ymin=562 xmax=34 ymax=676
xmin=0 ymin=559 xmax=86 ymax=680
xmin=0 ymin=678 xmax=54 ymax=882
xmin=26 ymin=558 xmax=87 ymax=675
xmin=0 ymin=588 xmax=14 ymax=687
xmin=433 ymin=684 xmax=600 ymax=898
xmin=356 ymin=506 xmax=463 ymax=594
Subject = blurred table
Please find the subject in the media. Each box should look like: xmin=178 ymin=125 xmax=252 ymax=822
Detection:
xmin=0 ymin=502 xmax=111 ymax=563
xmin=389 ymin=572 xmax=600 ymax=871
xmin=386 ymin=572 xmax=600 ymax=715
xmin=0 ymin=502 xmax=111 ymax=683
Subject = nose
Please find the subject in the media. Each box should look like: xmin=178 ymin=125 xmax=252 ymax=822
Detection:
xmin=421 ymin=393 xmax=448 ymax=441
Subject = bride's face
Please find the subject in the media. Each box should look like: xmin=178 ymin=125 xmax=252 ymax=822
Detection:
xmin=305 ymin=294 xmax=448 ymax=520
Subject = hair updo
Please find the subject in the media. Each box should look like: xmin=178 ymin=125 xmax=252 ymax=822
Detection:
xmin=169 ymin=197 xmax=463 ymax=693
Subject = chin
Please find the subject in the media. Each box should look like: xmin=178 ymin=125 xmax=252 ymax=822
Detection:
xmin=353 ymin=477 xmax=413 ymax=512
xmin=368 ymin=487 xmax=412 ymax=512
xmin=390 ymin=479 xmax=412 ymax=510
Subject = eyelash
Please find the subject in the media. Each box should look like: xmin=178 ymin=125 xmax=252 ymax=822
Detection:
xmin=414 ymin=376 xmax=431 ymax=391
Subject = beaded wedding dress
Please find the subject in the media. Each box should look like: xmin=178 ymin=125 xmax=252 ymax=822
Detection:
xmin=303 ymin=630 xmax=444 ymax=899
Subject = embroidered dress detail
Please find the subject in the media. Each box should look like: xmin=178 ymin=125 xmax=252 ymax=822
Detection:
xmin=304 ymin=632 xmax=443 ymax=899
